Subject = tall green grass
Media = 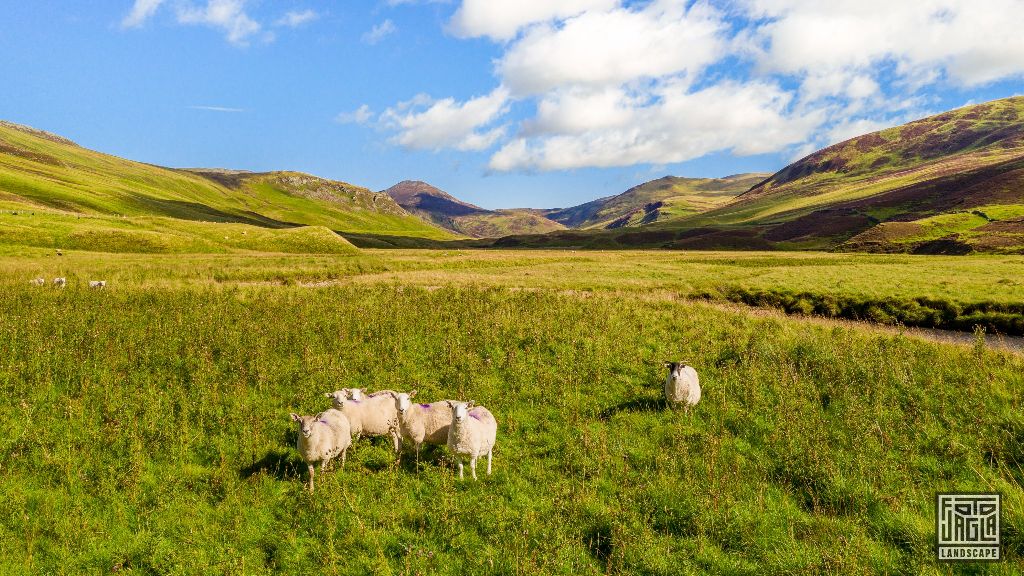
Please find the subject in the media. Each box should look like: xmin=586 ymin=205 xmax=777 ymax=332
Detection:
xmin=0 ymin=285 xmax=1021 ymax=574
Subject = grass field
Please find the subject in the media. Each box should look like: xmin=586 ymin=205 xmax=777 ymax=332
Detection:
xmin=0 ymin=249 xmax=1022 ymax=574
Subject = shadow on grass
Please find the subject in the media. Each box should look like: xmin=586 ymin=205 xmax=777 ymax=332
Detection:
xmin=240 ymin=448 xmax=300 ymax=481
xmin=598 ymin=395 xmax=666 ymax=420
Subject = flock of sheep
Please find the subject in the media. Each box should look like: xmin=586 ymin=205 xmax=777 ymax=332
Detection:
xmin=287 ymin=363 xmax=700 ymax=492
xmin=29 ymin=277 xmax=106 ymax=288
xmin=289 ymin=388 xmax=497 ymax=492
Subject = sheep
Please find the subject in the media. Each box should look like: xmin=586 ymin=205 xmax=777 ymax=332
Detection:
xmin=663 ymin=361 xmax=701 ymax=413
xmin=323 ymin=388 xmax=401 ymax=452
xmin=89 ymin=280 xmax=106 ymax=289
xmin=52 ymin=277 xmax=66 ymax=288
xmin=289 ymin=407 xmax=351 ymax=493
xmin=29 ymin=278 xmax=45 ymax=287
xmin=388 ymin=390 xmax=454 ymax=463
xmin=445 ymin=401 xmax=497 ymax=480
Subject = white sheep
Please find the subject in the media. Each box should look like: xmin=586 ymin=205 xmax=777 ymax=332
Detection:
xmin=29 ymin=278 xmax=45 ymax=286
xmin=289 ymin=407 xmax=351 ymax=493
xmin=323 ymin=388 xmax=401 ymax=452
xmin=445 ymin=401 xmax=497 ymax=480
xmin=388 ymin=390 xmax=454 ymax=463
xmin=89 ymin=280 xmax=106 ymax=289
xmin=663 ymin=361 xmax=701 ymax=413
xmin=52 ymin=277 xmax=66 ymax=288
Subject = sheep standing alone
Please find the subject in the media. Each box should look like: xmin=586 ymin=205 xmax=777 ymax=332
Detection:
xmin=323 ymin=388 xmax=401 ymax=452
xmin=29 ymin=278 xmax=45 ymax=286
xmin=88 ymin=280 xmax=106 ymax=289
xmin=289 ymin=407 xmax=351 ymax=492
xmin=389 ymin=390 xmax=454 ymax=463
xmin=52 ymin=277 xmax=66 ymax=288
xmin=446 ymin=401 xmax=497 ymax=480
xmin=663 ymin=361 xmax=701 ymax=412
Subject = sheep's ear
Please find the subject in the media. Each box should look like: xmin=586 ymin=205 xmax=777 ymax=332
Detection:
xmin=409 ymin=390 xmax=417 ymax=398
xmin=466 ymin=400 xmax=476 ymax=408
xmin=323 ymin=392 xmax=333 ymax=398
xmin=360 ymin=388 xmax=367 ymax=393
xmin=290 ymin=413 xmax=301 ymax=422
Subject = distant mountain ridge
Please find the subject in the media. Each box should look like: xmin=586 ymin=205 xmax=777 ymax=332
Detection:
xmin=382 ymin=180 xmax=566 ymax=238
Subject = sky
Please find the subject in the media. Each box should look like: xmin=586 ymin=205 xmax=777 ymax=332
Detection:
xmin=2 ymin=1 xmax=1023 ymax=209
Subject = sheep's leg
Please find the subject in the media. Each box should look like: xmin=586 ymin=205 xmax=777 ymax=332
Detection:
xmin=307 ymin=464 xmax=315 ymax=493
xmin=470 ymin=456 xmax=478 ymax=480
xmin=487 ymin=450 xmax=492 ymax=475
xmin=457 ymin=459 xmax=464 ymax=480
xmin=341 ymin=448 xmax=347 ymax=470
xmin=415 ymin=443 xmax=421 ymax=469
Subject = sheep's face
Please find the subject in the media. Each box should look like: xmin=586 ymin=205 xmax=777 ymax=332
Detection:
xmin=396 ymin=393 xmax=412 ymax=413
xmin=345 ymin=388 xmax=365 ymax=402
xmin=450 ymin=401 xmax=475 ymax=422
xmin=324 ymin=391 xmax=346 ymax=409
xmin=394 ymin=390 xmax=418 ymax=413
xmin=664 ymin=361 xmax=685 ymax=380
xmin=291 ymin=413 xmax=317 ymax=438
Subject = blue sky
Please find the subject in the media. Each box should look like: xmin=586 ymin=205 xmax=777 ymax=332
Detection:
xmin=2 ymin=1 xmax=1022 ymax=209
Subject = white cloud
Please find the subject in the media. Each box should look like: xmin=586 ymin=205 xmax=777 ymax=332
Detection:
xmin=490 ymin=80 xmax=823 ymax=171
xmin=368 ymin=0 xmax=1024 ymax=172
xmin=274 ymin=9 xmax=318 ymax=28
xmin=335 ymin=105 xmax=374 ymax=125
xmin=122 ymin=0 xmax=165 ymax=28
xmin=363 ymin=19 xmax=397 ymax=45
xmin=382 ymin=88 xmax=510 ymax=151
xmin=499 ymin=1 xmax=726 ymax=96
xmin=741 ymin=0 xmax=1024 ymax=87
xmin=449 ymin=0 xmax=619 ymax=41
xmin=175 ymin=0 xmax=262 ymax=45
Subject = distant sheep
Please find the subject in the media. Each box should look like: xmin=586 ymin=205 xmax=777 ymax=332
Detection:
xmin=88 ymin=280 xmax=106 ymax=289
xmin=29 ymin=278 xmax=45 ymax=287
xmin=289 ymin=407 xmax=352 ymax=492
xmin=663 ymin=361 xmax=701 ymax=413
xmin=389 ymin=390 xmax=454 ymax=462
xmin=324 ymin=388 xmax=401 ymax=452
xmin=446 ymin=401 xmax=497 ymax=480
xmin=52 ymin=277 xmax=66 ymax=288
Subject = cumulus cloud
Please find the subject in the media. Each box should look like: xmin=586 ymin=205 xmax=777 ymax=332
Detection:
xmin=381 ymin=88 xmax=510 ymax=151
xmin=176 ymin=0 xmax=263 ymax=45
xmin=363 ymin=20 xmax=397 ymax=44
xmin=372 ymin=0 xmax=1024 ymax=171
xmin=122 ymin=0 xmax=165 ymax=28
xmin=499 ymin=1 xmax=725 ymax=96
xmin=274 ymin=9 xmax=318 ymax=28
xmin=491 ymin=81 xmax=823 ymax=171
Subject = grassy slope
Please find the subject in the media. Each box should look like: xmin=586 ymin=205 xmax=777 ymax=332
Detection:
xmin=547 ymin=174 xmax=768 ymax=230
xmin=0 ymin=121 xmax=452 ymax=253
xmin=0 ymin=281 xmax=1021 ymax=575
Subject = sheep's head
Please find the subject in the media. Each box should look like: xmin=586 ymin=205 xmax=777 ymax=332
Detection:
xmin=663 ymin=361 xmax=687 ymax=379
xmin=393 ymin=390 xmax=417 ymax=413
xmin=323 ymin=391 xmax=347 ymax=409
xmin=447 ymin=400 xmax=476 ymax=422
xmin=345 ymin=388 xmax=367 ymax=402
xmin=290 ymin=413 xmax=317 ymax=438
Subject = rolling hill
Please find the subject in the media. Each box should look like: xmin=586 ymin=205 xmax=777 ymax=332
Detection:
xmin=490 ymin=97 xmax=1024 ymax=253
xmin=0 ymin=120 xmax=453 ymax=253
xmin=382 ymin=180 xmax=565 ymax=238
xmin=544 ymin=174 xmax=769 ymax=230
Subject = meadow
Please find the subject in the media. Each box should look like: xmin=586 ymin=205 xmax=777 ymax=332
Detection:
xmin=1 ymin=248 xmax=1023 ymax=574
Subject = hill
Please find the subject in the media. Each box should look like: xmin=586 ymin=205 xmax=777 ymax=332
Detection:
xmin=383 ymin=180 xmax=565 ymax=238
xmin=0 ymin=121 xmax=453 ymax=253
xmin=545 ymin=174 xmax=767 ymax=230
xmin=489 ymin=97 xmax=1024 ymax=253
